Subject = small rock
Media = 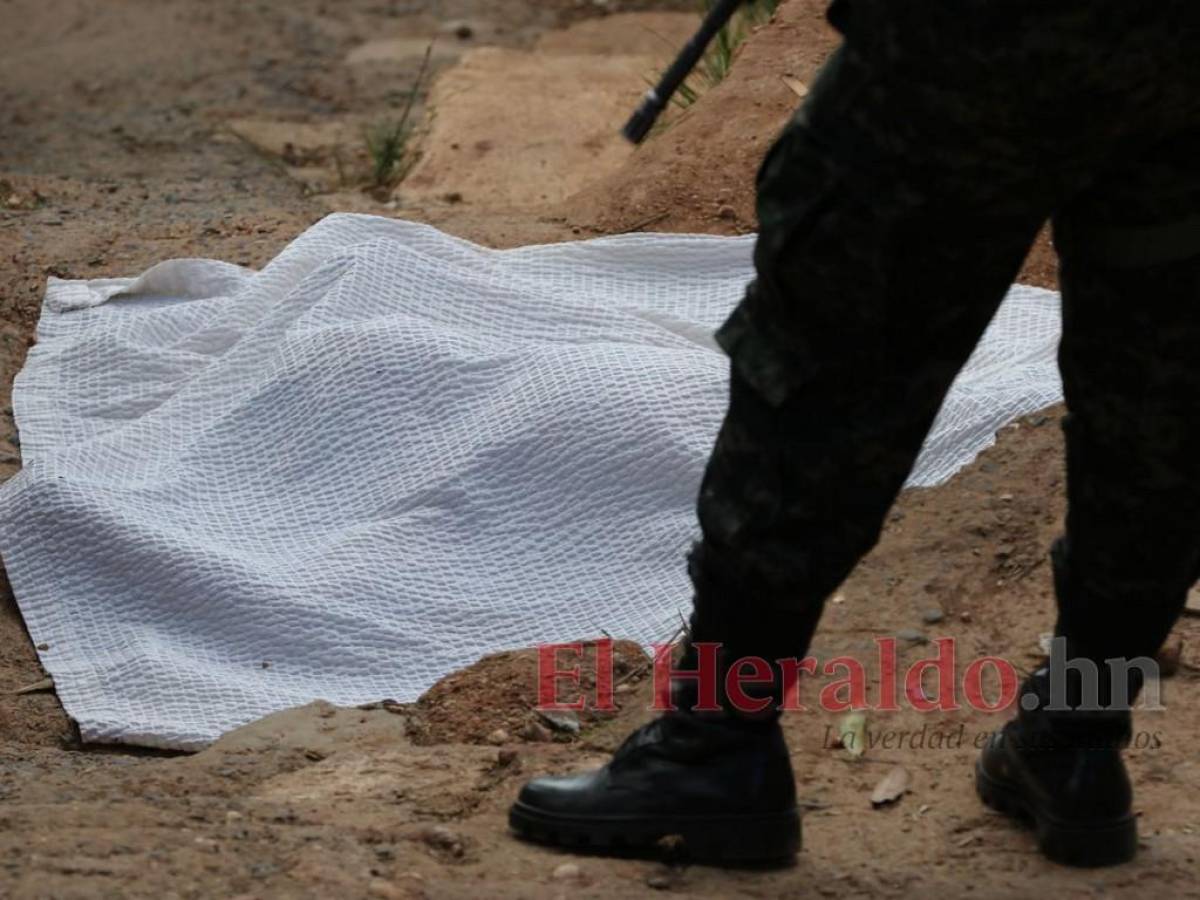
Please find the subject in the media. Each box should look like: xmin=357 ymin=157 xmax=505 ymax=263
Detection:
xmin=440 ymin=19 xmax=475 ymax=39
xmin=552 ymin=862 xmax=583 ymax=882
xmin=418 ymin=825 xmax=464 ymax=857
xmin=486 ymin=728 xmax=509 ymax=746
xmin=496 ymin=748 xmax=519 ymax=767
xmin=897 ymin=628 xmax=928 ymax=645
xmin=921 ymin=608 xmax=945 ymax=625
xmin=959 ymin=611 xmax=973 ymax=624
xmin=716 ymin=205 xmax=736 ymax=220
xmin=995 ymin=544 xmax=1015 ymax=559
xmin=367 ymin=880 xmax=407 ymax=900
xmin=646 ymin=873 xmax=673 ymax=890
xmin=536 ymin=709 xmax=581 ymax=735
xmin=518 ymin=721 xmax=553 ymax=743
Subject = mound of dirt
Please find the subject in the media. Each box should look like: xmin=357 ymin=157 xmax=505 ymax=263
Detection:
xmin=396 ymin=13 xmax=700 ymax=213
xmin=560 ymin=0 xmax=1060 ymax=289
xmin=563 ymin=0 xmax=834 ymax=236
xmin=408 ymin=639 xmax=653 ymax=747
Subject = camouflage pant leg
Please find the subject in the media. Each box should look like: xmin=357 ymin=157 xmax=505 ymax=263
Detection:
xmin=688 ymin=40 xmax=1049 ymax=659
xmin=687 ymin=2 xmax=1200 ymax=662
xmin=1051 ymin=129 xmax=1200 ymax=664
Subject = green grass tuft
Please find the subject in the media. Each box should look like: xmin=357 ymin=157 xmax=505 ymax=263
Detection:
xmin=364 ymin=45 xmax=433 ymax=190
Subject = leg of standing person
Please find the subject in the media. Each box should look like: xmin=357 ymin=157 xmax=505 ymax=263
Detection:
xmin=977 ymin=126 xmax=1200 ymax=867
xmin=512 ymin=4 xmax=1053 ymax=862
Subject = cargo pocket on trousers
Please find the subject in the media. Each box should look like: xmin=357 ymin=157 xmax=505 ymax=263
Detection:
xmin=714 ymin=302 xmax=819 ymax=409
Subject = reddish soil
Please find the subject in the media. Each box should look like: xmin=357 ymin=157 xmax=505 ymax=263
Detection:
xmin=1 ymin=1 xmax=1194 ymax=897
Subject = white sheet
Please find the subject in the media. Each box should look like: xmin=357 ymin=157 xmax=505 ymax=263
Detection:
xmin=0 ymin=214 xmax=1064 ymax=749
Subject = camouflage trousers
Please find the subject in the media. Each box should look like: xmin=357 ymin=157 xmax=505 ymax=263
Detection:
xmin=689 ymin=0 xmax=1200 ymax=666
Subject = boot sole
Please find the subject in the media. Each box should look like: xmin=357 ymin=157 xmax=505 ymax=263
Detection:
xmin=975 ymin=760 xmax=1137 ymax=867
xmin=508 ymin=801 xmax=801 ymax=865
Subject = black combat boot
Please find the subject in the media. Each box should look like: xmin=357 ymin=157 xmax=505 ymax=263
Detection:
xmin=508 ymin=646 xmax=801 ymax=864
xmin=975 ymin=665 xmax=1138 ymax=867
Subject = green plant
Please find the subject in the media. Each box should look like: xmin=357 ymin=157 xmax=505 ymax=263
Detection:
xmin=662 ymin=0 xmax=780 ymax=111
xmin=364 ymin=45 xmax=433 ymax=189
xmin=365 ymin=120 xmax=413 ymax=188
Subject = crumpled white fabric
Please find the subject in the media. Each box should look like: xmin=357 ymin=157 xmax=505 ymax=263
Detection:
xmin=0 ymin=214 xmax=1064 ymax=749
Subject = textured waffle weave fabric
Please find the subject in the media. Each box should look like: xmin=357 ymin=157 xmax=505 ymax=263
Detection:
xmin=0 ymin=214 xmax=1063 ymax=748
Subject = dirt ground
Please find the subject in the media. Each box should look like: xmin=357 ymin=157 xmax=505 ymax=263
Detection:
xmin=1 ymin=0 xmax=1198 ymax=897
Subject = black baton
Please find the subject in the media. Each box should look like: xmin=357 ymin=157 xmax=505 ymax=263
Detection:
xmin=622 ymin=0 xmax=746 ymax=144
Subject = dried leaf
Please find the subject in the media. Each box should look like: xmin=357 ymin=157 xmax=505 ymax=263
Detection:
xmin=780 ymin=75 xmax=809 ymax=98
xmin=870 ymin=765 xmax=911 ymax=807
xmin=836 ymin=711 xmax=867 ymax=758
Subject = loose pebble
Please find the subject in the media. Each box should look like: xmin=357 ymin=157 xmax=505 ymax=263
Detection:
xmin=553 ymin=862 xmax=582 ymax=882
xmin=518 ymin=721 xmax=553 ymax=743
